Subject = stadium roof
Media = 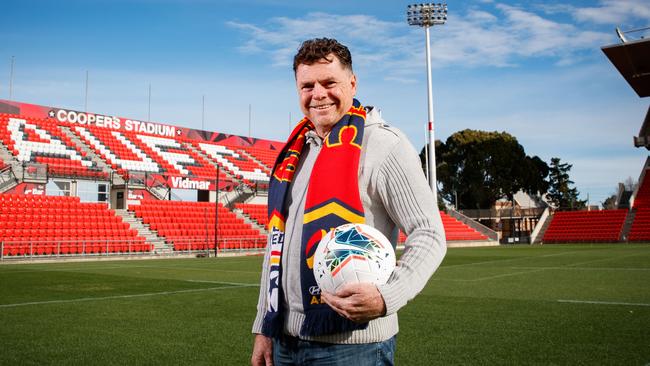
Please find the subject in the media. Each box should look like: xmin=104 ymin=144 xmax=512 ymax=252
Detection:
xmin=602 ymin=37 xmax=650 ymax=98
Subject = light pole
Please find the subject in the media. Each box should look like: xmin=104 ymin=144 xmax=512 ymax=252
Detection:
xmin=407 ymin=3 xmax=447 ymax=199
xmin=9 ymin=56 xmax=15 ymax=100
xmin=84 ymin=70 xmax=89 ymax=112
xmin=214 ymin=164 xmax=220 ymax=258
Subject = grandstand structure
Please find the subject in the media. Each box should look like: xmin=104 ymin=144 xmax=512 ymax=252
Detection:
xmin=0 ymin=99 xmax=494 ymax=259
xmin=532 ymin=35 xmax=650 ymax=244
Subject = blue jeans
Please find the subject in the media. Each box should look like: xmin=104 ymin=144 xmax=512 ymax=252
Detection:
xmin=272 ymin=334 xmax=396 ymax=366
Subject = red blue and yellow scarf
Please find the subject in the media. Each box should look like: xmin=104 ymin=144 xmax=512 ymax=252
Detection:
xmin=262 ymin=99 xmax=367 ymax=337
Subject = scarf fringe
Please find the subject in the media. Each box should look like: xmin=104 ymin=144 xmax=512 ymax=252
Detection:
xmin=262 ymin=312 xmax=284 ymax=338
xmin=300 ymin=309 xmax=368 ymax=337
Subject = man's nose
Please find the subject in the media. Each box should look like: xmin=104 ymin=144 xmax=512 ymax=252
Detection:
xmin=312 ymin=83 xmax=327 ymax=99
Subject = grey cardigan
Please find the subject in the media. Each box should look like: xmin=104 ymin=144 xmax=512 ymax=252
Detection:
xmin=252 ymin=106 xmax=447 ymax=344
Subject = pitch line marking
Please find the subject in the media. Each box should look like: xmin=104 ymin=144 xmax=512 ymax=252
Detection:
xmin=512 ymin=266 xmax=650 ymax=271
xmin=185 ymin=279 xmax=259 ymax=286
xmin=432 ymin=268 xmax=547 ymax=282
xmin=557 ymin=299 xmax=650 ymax=307
xmin=441 ymin=250 xmax=586 ymax=269
xmin=0 ymin=264 xmax=260 ymax=276
xmin=153 ymin=266 xmax=260 ymax=274
xmin=0 ymin=264 xmax=157 ymax=274
xmin=0 ymin=282 xmax=259 ymax=309
xmin=440 ymin=250 xmax=647 ymax=275
xmin=563 ymin=252 xmax=643 ymax=268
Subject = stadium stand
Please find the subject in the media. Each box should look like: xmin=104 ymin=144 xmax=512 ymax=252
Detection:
xmin=72 ymin=125 xmax=227 ymax=181
xmin=238 ymin=145 xmax=277 ymax=172
xmin=632 ymin=170 xmax=650 ymax=209
xmin=130 ymin=200 xmax=266 ymax=251
xmin=236 ymin=203 xmax=269 ymax=228
xmin=627 ymin=169 xmax=650 ymax=241
xmin=542 ymin=209 xmax=627 ymax=243
xmin=238 ymin=204 xmax=490 ymax=244
xmin=0 ymin=114 xmax=108 ymax=179
xmin=602 ymin=38 xmax=650 ymax=242
xmin=440 ymin=212 xmax=489 ymax=241
xmin=399 ymin=211 xmax=488 ymax=243
xmin=194 ymin=141 xmax=270 ymax=187
xmin=0 ymin=98 xmax=499 ymax=261
xmin=0 ymin=193 xmax=149 ymax=257
xmin=628 ymin=208 xmax=650 ymax=241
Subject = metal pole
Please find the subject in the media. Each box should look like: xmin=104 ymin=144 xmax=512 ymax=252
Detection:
xmin=9 ymin=56 xmax=15 ymax=100
xmin=424 ymin=26 xmax=437 ymax=200
xmin=84 ymin=70 xmax=89 ymax=112
xmin=147 ymin=83 xmax=151 ymax=122
xmin=214 ymin=164 xmax=219 ymax=257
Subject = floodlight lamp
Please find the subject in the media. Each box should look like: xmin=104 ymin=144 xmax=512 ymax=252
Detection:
xmin=406 ymin=3 xmax=447 ymax=27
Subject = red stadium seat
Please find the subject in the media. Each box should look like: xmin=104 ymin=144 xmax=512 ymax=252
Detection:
xmin=543 ymin=210 xmax=627 ymax=243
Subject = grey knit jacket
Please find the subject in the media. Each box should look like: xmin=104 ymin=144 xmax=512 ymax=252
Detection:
xmin=252 ymin=106 xmax=447 ymax=344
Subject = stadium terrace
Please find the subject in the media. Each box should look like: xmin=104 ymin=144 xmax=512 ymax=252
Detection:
xmin=0 ymin=98 xmax=498 ymax=260
xmin=2 ymin=84 xmax=650 ymax=261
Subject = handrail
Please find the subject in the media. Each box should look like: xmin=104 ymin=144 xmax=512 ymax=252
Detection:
xmin=629 ymin=156 xmax=650 ymax=209
xmin=458 ymin=207 xmax=546 ymax=219
xmin=446 ymin=209 xmax=499 ymax=241
xmin=529 ymin=207 xmax=550 ymax=244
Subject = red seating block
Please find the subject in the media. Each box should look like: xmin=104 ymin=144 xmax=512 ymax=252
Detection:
xmin=129 ymin=200 xmax=266 ymax=251
xmin=0 ymin=193 xmax=150 ymax=257
xmin=543 ymin=209 xmax=626 ymax=243
xmin=399 ymin=211 xmax=488 ymax=243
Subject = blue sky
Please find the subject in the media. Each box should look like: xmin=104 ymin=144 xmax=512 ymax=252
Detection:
xmin=1 ymin=0 xmax=649 ymax=206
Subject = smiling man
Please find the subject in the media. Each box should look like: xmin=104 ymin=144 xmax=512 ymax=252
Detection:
xmin=251 ymin=38 xmax=447 ymax=366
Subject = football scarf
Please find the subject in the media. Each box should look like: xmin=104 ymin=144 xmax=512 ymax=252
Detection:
xmin=262 ymin=98 xmax=368 ymax=337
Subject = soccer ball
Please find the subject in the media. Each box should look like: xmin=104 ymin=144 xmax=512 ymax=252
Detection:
xmin=313 ymin=223 xmax=396 ymax=293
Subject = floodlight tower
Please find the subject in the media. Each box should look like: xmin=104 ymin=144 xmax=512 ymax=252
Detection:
xmin=407 ymin=3 xmax=447 ymax=198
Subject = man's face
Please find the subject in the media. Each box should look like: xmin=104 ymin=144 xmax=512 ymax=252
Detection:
xmin=295 ymin=55 xmax=357 ymax=137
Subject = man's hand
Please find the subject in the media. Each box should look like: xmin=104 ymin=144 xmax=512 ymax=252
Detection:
xmin=321 ymin=282 xmax=387 ymax=323
xmin=251 ymin=334 xmax=273 ymax=366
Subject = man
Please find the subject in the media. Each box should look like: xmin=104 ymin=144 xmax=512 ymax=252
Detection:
xmin=251 ymin=38 xmax=446 ymax=365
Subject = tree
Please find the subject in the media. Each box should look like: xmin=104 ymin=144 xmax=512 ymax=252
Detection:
xmin=547 ymin=157 xmax=586 ymax=210
xmin=623 ymin=176 xmax=637 ymax=192
xmin=431 ymin=129 xmax=549 ymax=209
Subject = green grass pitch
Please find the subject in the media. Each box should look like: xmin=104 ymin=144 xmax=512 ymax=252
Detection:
xmin=1 ymin=244 xmax=649 ymax=365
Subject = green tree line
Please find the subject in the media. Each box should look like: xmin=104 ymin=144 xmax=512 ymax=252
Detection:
xmin=421 ymin=129 xmax=586 ymax=210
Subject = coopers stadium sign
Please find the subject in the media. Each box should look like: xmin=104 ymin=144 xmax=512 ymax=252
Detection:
xmin=49 ymin=108 xmax=178 ymax=138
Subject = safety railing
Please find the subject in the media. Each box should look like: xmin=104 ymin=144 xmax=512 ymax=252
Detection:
xmin=0 ymin=236 xmax=267 ymax=261
xmin=162 ymin=236 xmax=267 ymax=254
xmin=0 ymin=238 xmax=152 ymax=260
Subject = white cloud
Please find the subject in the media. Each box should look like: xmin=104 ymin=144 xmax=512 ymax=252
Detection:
xmin=572 ymin=0 xmax=650 ymax=25
xmin=227 ymin=4 xmax=614 ymax=80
